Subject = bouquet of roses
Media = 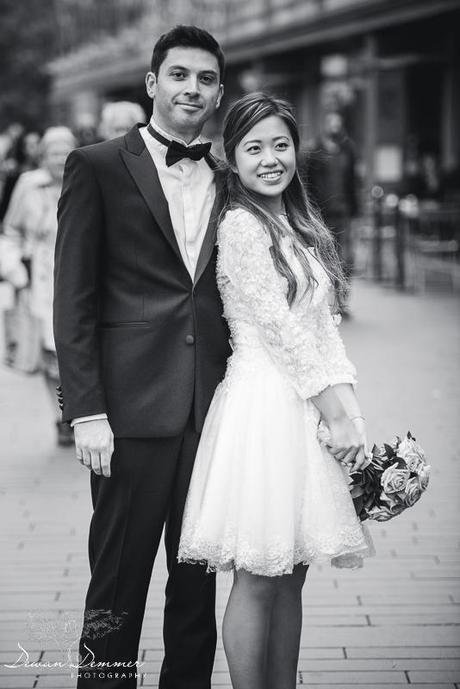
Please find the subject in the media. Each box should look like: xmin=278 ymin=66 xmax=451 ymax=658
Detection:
xmin=348 ymin=432 xmax=431 ymax=522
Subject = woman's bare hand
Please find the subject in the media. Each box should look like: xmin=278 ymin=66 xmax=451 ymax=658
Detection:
xmin=326 ymin=415 xmax=366 ymax=470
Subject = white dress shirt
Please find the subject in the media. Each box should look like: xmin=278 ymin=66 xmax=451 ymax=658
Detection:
xmin=140 ymin=118 xmax=216 ymax=277
xmin=72 ymin=117 xmax=216 ymax=427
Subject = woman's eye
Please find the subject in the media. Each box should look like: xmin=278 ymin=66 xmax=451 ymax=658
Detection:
xmin=276 ymin=142 xmax=289 ymax=150
xmin=246 ymin=146 xmax=260 ymax=154
xmin=200 ymin=75 xmax=214 ymax=84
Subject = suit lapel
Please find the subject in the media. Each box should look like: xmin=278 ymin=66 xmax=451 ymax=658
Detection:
xmin=120 ymin=126 xmax=225 ymax=286
xmin=120 ymin=126 xmax=183 ymax=264
xmin=194 ymin=159 xmax=225 ymax=286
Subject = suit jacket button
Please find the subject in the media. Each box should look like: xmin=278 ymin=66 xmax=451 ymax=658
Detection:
xmin=185 ymin=335 xmax=195 ymax=345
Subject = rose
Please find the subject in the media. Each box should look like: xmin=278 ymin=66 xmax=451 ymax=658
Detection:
xmin=418 ymin=465 xmax=431 ymax=491
xmin=397 ymin=435 xmax=426 ymax=472
xmin=381 ymin=463 xmax=410 ymax=494
xmin=404 ymin=477 xmax=423 ymax=507
xmin=405 ymin=453 xmax=425 ymax=473
xmin=397 ymin=434 xmax=425 ymax=459
xmin=380 ymin=492 xmax=406 ymax=516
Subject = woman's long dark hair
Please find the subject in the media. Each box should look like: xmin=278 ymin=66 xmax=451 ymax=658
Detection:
xmin=222 ymin=92 xmax=346 ymax=307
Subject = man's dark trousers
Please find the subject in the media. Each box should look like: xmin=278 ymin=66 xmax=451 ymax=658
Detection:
xmin=77 ymin=414 xmax=215 ymax=689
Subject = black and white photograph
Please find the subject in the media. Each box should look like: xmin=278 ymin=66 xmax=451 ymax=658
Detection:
xmin=0 ymin=1 xmax=459 ymax=688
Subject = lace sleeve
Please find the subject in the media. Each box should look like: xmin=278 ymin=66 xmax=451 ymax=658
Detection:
xmin=218 ymin=208 xmax=330 ymax=399
xmin=315 ymin=299 xmax=357 ymax=387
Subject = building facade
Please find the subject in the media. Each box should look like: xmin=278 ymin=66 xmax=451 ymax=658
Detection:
xmin=48 ymin=0 xmax=460 ymax=195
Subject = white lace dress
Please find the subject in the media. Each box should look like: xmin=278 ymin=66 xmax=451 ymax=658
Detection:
xmin=178 ymin=208 xmax=373 ymax=576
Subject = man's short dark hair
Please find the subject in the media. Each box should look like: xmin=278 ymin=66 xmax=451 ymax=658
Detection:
xmin=151 ymin=25 xmax=225 ymax=81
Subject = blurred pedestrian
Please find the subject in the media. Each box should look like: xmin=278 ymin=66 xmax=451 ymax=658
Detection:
xmin=305 ymin=112 xmax=358 ymax=316
xmin=99 ymin=100 xmax=146 ymax=140
xmin=0 ymin=122 xmax=24 ymax=166
xmin=1 ymin=126 xmax=76 ymax=446
xmin=74 ymin=113 xmax=102 ymax=147
xmin=0 ymin=129 xmax=41 ymax=221
xmin=419 ymin=153 xmax=444 ymax=201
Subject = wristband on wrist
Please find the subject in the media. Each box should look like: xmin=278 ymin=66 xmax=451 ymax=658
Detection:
xmin=350 ymin=415 xmax=365 ymax=422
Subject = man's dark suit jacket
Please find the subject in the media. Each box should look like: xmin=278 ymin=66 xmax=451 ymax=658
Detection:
xmin=54 ymin=124 xmax=231 ymax=438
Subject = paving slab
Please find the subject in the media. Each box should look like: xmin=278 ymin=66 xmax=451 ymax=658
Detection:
xmin=1 ymin=279 xmax=459 ymax=688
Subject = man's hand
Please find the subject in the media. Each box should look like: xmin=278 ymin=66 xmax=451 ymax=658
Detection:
xmin=74 ymin=419 xmax=114 ymax=478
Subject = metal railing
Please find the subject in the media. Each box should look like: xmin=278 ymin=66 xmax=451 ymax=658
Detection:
xmin=361 ymin=189 xmax=460 ymax=292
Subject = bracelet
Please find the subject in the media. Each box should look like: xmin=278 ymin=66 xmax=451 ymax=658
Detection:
xmin=350 ymin=415 xmax=365 ymax=422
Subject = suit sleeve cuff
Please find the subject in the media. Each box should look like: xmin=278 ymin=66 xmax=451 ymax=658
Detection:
xmin=71 ymin=413 xmax=108 ymax=428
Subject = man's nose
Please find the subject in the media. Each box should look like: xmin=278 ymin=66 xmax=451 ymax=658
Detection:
xmin=183 ymin=75 xmax=200 ymax=96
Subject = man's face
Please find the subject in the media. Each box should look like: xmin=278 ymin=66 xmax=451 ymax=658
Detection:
xmin=146 ymin=47 xmax=223 ymax=141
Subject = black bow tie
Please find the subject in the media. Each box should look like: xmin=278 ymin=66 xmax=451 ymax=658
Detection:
xmin=147 ymin=123 xmax=211 ymax=167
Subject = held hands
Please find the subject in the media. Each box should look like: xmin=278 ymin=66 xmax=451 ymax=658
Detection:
xmin=326 ymin=415 xmax=369 ymax=472
xmin=74 ymin=419 xmax=114 ymax=478
xmin=350 ymin=416 xmax=370 ymax=470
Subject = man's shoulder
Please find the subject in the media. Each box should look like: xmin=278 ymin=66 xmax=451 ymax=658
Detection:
xmin=74 ymin=135 xmax=126 ymax=161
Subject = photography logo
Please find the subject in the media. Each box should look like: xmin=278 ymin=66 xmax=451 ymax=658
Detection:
xmin=4 ymin=609 xmax=145 ymax=680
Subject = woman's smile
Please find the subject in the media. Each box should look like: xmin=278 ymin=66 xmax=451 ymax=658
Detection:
xmin=257 ymin=169 xmax=284 ymax=183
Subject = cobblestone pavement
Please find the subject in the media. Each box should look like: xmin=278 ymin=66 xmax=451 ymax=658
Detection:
xmin=1 ymin=279 xmax=459 ymax=689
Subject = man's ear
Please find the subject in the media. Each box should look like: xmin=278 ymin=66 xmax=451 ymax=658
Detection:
xmin=216 ymin=84 xmax=224 ymax=110
xmin=145 ymin=72 xmax=157 ymax=100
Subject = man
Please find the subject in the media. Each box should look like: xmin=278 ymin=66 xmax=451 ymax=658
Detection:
xmin=305 ymin=111 xmax=358 ymax=315
xmin=54 ymin=25 xmax=231 ymax=689
xmin=98 ymin=101 xmax=146 ymax=141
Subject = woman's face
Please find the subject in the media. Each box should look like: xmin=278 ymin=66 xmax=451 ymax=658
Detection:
xmin=43 ymin=140 xmax=74 ymax=182
xmin=233 ymin=115 xmax=296 ymax=212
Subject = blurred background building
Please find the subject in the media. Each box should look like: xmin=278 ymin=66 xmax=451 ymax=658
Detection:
xmin=1 ymin=0 xmax=460 ymax=293
xmin=46 ymin=0 xmax=460 ymax=195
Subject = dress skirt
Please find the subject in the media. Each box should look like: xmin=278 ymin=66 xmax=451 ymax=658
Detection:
xmin=178 ymin=343 xmax=373 ymax=577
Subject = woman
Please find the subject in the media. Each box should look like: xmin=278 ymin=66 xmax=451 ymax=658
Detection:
xmin=1 ymin=126 xmax=76 ymax=445
xmin=178 ymin=93 xmax=373 ymax=689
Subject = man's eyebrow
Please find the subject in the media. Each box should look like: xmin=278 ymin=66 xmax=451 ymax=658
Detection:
xmin=166 ymin=65 xmax=218 ymax=77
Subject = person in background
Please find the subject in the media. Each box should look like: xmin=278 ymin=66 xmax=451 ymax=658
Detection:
xmin=0 ymin=129 xmax=41 ymax=222
xmin=1 ymin=126 xmax=76 ymax=446
xmin=305 ymin=111 xmax=358 ymax=316
xmin=99 ymin=100 xmax=146 ymax=140
xmin=0 ymin=123 xmax=24 ymax=174
xmin=74 ymin=113 xmax=102 ymax=147
xmin=419 ymin=153 xmax=444 ymax=201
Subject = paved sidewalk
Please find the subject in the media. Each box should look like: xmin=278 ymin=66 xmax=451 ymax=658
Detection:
xmin=0 ymin=279 xmax=459 ymax=689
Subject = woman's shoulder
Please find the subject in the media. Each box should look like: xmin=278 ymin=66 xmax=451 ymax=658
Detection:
xmin=220 ymin=206 xmax=258 ymax=224
xmin=218 ymin=207 xmax=270 ymax=242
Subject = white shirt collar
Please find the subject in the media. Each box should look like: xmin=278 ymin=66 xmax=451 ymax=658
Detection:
xmin=148 ymin=116 xmax=204 ymax=147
